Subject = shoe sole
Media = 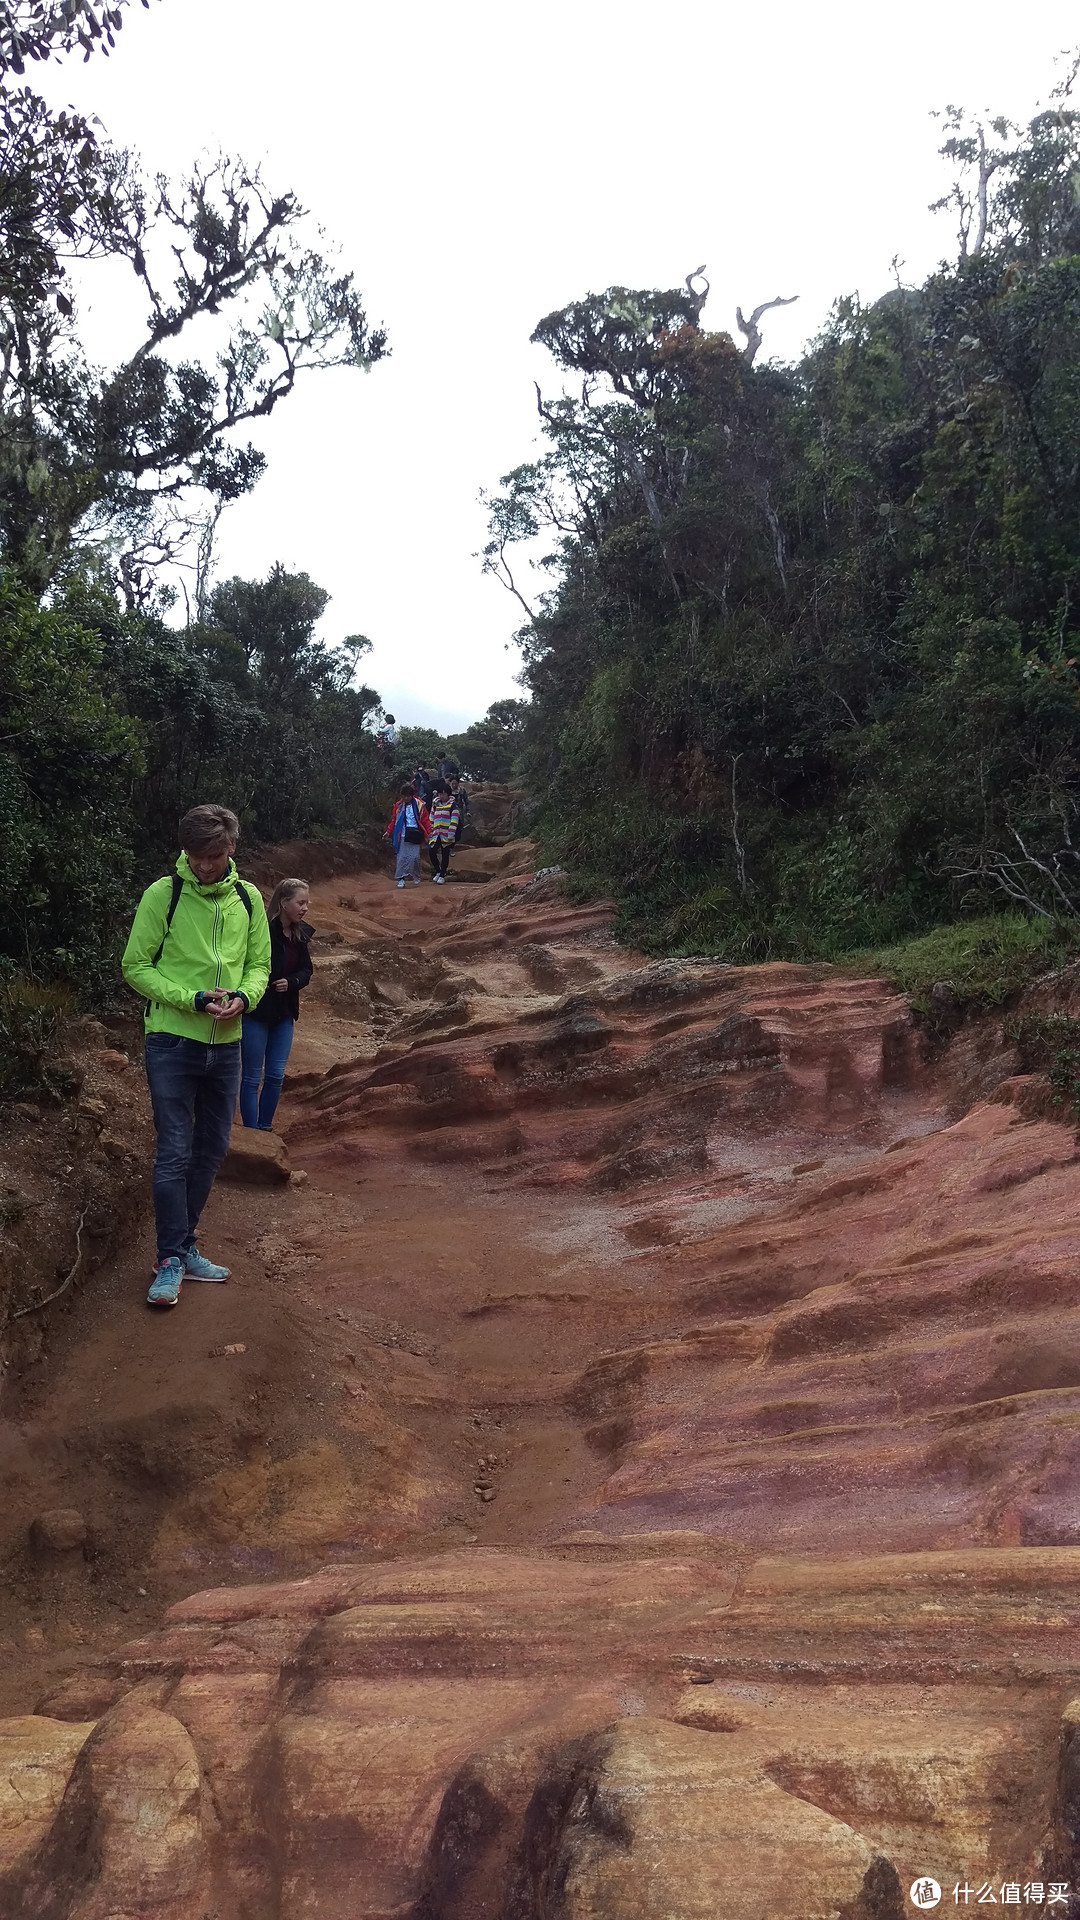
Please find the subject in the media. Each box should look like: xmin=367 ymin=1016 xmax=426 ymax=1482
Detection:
xmin=185 ymin=1271 xmax=229 ymax=1283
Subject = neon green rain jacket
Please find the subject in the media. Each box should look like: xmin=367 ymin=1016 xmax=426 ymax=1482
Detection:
xmin=121 ymin=853 xmax=271 ymax=1044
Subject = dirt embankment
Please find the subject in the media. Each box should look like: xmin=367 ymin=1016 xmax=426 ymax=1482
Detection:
xmin=0 ymin=1016 xmax=153 ymax=1372
xmin=3 ymin=826 xmax=1080 ymax=1917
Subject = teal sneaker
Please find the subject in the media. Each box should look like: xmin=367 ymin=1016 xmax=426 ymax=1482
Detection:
xmin=147 ymin=1256 xmax=184 ymax=1309
xmin=184 ymin=1246 xmax=230 ymax=1283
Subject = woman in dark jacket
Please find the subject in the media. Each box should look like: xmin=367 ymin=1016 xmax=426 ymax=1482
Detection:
xmin=239 ymin=877 xmax=313 ymax=1129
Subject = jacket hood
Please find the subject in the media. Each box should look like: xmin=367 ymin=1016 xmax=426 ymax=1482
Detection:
xmin=176 ymin=851 xmax=240 ymax=896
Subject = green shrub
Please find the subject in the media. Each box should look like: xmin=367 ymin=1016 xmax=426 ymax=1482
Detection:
xmin=1004 ymin=1011 xmax=1080 ymax=1118
xmin=0 ymin=569 xmax=143 ymax=999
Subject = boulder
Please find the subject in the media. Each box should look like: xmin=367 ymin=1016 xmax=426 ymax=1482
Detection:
xmin=94 ymin=1049 xmax=131 ymax=1073
xmin=29 ymin=1508 xmax=87 ymax=1555
xmin=10 ymin=1701 xmax=209 ymax=1920
xmin=0 ymin=1716 xmax=95 ymax=1879
xmin=218 ymin=1124 xmax=290 ymax=1185
xmin=36 ymin=1675 xmax=130 ymax=1723
xmin=510 ymin=1719 xmax=904 ymax=1920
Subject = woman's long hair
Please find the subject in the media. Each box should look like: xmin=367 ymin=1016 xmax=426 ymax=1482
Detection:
xmin=266 ymin=877 xmax=308 ymax=924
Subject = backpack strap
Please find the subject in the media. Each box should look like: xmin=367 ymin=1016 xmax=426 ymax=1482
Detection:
xmin=151 ymin=874 xmax=252 ymax=970
xmin=151 ymin=873 xmax=184 ymax=967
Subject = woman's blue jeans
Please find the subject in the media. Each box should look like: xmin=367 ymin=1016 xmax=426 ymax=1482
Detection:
xmin=240 ymin=1015 xmax=295 ymax=1129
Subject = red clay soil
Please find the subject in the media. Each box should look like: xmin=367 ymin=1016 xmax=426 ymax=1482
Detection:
xmin=2 ymin=833 xmax=1080 ymax=1918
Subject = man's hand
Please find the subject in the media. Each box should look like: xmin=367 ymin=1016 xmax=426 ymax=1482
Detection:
xmin=208 ymin=994 xmax=245 ymax=1020
xmin=272 ymin=978 xmax=289 ymax=993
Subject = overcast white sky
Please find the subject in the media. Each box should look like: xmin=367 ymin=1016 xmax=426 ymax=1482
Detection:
xmin=38 ymin=0 xmax=1080 ymax=730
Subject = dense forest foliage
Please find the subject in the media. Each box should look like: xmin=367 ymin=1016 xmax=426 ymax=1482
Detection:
xmin=0 ymin=3 xmax=394 ymax=1002
xmin=486 ymin=96 xmax=1080 ymax=960
xmin=6 ymin=0 xmax=1080 ymax=1081
xmin=0 ymin=5 xmax=458 ymax=1030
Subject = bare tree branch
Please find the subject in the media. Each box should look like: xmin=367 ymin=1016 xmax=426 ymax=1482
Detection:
xmin=684 ymin=264 xmax=709 ymax=324
xmin=945 ymin=818 xmax=1080 ymax=921
xmin=735 ymin=294 xmax=798 ymax=367
xmin=731 ymin=752 xmax=748 ymax=892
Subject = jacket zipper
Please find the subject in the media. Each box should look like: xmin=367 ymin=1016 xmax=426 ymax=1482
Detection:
xmin=210 ymin=898 xmax=222 ymax=1045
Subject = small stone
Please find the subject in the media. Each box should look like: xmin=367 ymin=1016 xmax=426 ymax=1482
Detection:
xmin=290 ymin=1169 xmax=309 ymax=1187
xmin=30 ymin=1507 xmax=87 ymax=1554
xmin=22 ymin=1625 xmax=46 ymax=1653
xmin=78 ymin=1098 xmax=107 ymax=1121
xmin=70 ymin=1014 xmax=107 ymax=1039
xmin=480 ymin=1489 xmax=496 ymax=1503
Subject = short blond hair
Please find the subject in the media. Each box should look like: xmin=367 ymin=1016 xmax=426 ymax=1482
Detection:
xmin=179 ymin=804 xmax=240 ymax=853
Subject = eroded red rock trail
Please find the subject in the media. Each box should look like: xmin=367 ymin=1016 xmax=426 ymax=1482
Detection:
xmin=3 ymin=821 xmax=1080 ymax=1917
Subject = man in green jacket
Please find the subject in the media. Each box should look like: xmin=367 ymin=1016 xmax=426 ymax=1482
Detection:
xmin=122 ymin=803 xmax=271 ymax=1309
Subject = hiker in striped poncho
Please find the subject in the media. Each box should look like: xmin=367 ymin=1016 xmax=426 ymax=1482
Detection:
xmin=427 ymin=782 xmax=457 ymax=883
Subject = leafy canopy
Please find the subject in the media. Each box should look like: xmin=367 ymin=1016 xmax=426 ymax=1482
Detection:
xmin=0 ymin=85 xmax=387 ymax=597
xmin=484 ymin=83 xmax=1080 ymax=958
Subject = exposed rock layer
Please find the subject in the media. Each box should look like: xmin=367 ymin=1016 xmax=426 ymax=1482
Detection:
xmin=4 ymin=1548 xmax=1079 ymax=1915
xmin=3 ymin=845 xmax=1080 ymax=1916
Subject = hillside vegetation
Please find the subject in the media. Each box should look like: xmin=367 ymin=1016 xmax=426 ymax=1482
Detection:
xmin=486 ymin=99 xmax=1080 ymax=976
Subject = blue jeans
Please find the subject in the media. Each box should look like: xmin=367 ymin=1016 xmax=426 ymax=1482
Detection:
xmin=240 ymin=1016 xmax=295 ymax=1129
xmin=143 ymin=1034 xmax=241 ymax=1265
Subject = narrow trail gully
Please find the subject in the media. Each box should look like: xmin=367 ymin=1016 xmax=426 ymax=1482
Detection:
xmin=0 ymin=818 xmax=662 ymax=1711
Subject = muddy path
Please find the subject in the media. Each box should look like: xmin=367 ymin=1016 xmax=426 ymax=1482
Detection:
xmin=0 ymin=831 xmax=653 ymax=1710
xmin=6 ymin=824 xmax=1080 ymax=1915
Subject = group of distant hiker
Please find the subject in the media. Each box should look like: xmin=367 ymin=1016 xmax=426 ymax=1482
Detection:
xmin=384 ymin=756 xmax=470 ymax=888
xmin=121 ymin=804 xmax=314 ymax=1312
xmin=120 ymin=754 xmax=474 ymax=1314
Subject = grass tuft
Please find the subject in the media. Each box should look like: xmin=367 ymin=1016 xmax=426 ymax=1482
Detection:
xmin=848 ymin=915 xmax=1079 ymax=1023
xmin=0 ymin=974 xmax=77 ymax=1100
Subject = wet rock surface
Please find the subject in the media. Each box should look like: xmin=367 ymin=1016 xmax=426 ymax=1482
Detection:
xmin=2 ymin=821 xmax=1080 ymax=1914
